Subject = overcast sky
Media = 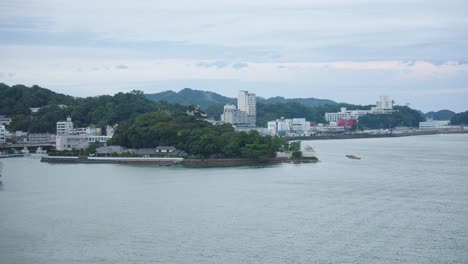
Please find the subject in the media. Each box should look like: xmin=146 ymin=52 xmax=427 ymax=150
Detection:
xmin=1 ymin=0 xmax=468 ymax=112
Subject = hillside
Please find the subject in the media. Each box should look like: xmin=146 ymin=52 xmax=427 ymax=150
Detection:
xmin=145 ymin=88 xmax=235 ymax=109
xmin=425 ymin=110 xmax=456 ymax=120
xmin=258 ymin=96 xmax=336 ymax=107
xmin=0 ymin=83 xmax=184 ymax=133
xmin=145 ymin=88 xmax=336 ymax=110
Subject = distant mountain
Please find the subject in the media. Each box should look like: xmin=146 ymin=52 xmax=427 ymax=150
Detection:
xmin=145 ymin=88 xmax=336 ymax=109
xmin=258 ymin=96 xmax=336 ymax=107
xmin=425 ymin=110 xmax=456 ymax=120
xmin=145 ymin=88 xmax=235 ymax=109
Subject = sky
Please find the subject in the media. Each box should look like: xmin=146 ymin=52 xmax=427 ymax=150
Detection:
xmin=1 ymin=0 xmax=468 ymax=112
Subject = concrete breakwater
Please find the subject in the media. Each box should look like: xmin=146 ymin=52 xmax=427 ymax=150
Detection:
xmin=40 ymin=156 xmax=316 ymax=167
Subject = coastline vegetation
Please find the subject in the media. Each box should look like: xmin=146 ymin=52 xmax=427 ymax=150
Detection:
xmin=109 ymin=112 xmax=288 ymax=160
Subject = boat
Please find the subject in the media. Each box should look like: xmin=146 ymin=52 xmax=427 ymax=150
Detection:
xmin=20 ymin=147 xmax=30 ymax=155
xmin=32 ymin=147 xmax=48 ymax=156
xmin=345 ymin=155 xmax=361 ymax=160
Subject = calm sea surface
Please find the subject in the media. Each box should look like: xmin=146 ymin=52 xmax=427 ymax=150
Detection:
xmin=1 ymin=134 xmax=468 ymax=264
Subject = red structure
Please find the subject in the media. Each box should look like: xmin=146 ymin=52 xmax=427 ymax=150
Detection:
xmin=337 ymin=119 xmax=358 ymax=127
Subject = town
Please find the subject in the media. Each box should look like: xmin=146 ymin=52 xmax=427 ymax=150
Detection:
xmin=0 ymin=88 xmax=465 ymax=157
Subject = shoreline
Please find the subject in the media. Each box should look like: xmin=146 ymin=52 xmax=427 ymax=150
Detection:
xmin=40 ymin=156 xmax=318 ymax=167
xmin=285 ymin=129 xmax=467 ymax=141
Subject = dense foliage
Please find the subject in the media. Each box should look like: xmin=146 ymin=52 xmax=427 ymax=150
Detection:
xmin=109 ymin=111 xmax=287 ymax=160
xmin=357 ymin=106 xmax=424 ymax=129
xmin=1 ymin=83 xmax=185 ymax=133
xmin=450 ymin=111 xmax=468 ymax=125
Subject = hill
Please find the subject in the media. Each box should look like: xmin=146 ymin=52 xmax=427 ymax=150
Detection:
xmin=145 ymin=88 xmax=235 ymax=109
xmin=450 ymin=111 xmax=468 ymax=125
xmin=425 ymin=110 xmax=456 ymax=120
xmin=0 ymin=83 xmax=184 ymax=133
xmin=145 ymin=88 xmax=336 ymax=110
xmin=258 ymin=96 xmax=336 ymax=107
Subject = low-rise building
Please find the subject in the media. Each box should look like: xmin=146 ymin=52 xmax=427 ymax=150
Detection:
xmin=28 ymin=133 xmax=55 ymax=143
xmin=56 ymin=135 xmax=111 ymax=150
xmin=419 ymin=120 xmax=451 ymax=129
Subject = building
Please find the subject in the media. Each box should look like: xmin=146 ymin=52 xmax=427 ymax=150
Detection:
xmin=373 ymin=96 xmax=394 ymax=111
xmin=419 ymin=120 xmax=451 ymax=129
xmin=221 ymin=104 xmax=249 ymax=125
xmin=325 ymin=107 xmax=370 ymax=123
xmin=267 ymin=118 xmax=310 ymax=136
xmin=0 ymin=125 xmax=6 ymax=143
xmin=221 ymin=90 xmax=257 ymax=126
xmin=0 ymin=115 xmax=12 ymax=126
xmin=238 ymin=90 xmax=256 ymax=125
xmin=56 ymin=135 xmax=112 ymax=150
xmin=57 ymin=117 xmax=74 ymax=136
xmin=28 ymin=133 xmax=55 ymax=143
xmin=156 ymin=146 xmax=176 ymax=153
xmin=325 ymin=96 xmax=395 ymax=123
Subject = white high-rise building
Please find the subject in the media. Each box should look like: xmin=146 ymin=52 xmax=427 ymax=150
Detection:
xmin=237 ymin=90 xmax=256 ymax=125
xmin=56 ymin=117 xmax=74 ymax=136
xmin=373 ymin=96 xmax=393 ymax=111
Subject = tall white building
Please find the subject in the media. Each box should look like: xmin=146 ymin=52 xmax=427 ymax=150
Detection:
xmin=56 ymin=117 xmax=74 ymax=136
xmin=221 ymin=90 xmax=257 ymax=126
xmin=0 ymin=125 xmax=6 ymax=143
xmin=238 ymin=90 xmax=256 ymax=125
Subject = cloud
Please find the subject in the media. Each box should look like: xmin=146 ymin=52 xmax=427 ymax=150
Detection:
xmin=232 ymin=62 xmax=248 ymax=70
xmin=115 ymin=64 xmax=128 ymax=70
xmin=196 ymin=61 xmax=228 ymax=69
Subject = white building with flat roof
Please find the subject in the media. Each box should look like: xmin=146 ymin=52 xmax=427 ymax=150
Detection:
xmin=419 ymin=120 xmax=451 ymax=129
xmin=56 ymin=117 xmax=74 ymax=136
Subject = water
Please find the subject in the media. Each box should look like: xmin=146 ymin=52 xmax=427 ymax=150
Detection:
xmin=1 ymin=134 xmax=467 ymax=263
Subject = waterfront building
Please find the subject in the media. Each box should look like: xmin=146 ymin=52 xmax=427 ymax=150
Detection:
xmin=56 ymin=135 xmax=112 ymax=150
xmin=267 ymin=118 xmax=310 ymax=136
xmin=419 ymin=119 xmax=451 ymax=129
xmin=57 ymin=117 xmax=74 ymax=136
xmin=0 ymin=125 xmax=6 ymax=143
xmin=28 ymin=133 xmax=55 ymax=143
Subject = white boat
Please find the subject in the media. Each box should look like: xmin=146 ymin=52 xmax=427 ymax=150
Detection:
xmin=21 ymin=147 xmax=30 ymax=155
xmin=32 ymin=147 xmax=48 ymax=157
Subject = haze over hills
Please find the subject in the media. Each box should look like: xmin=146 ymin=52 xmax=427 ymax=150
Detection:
xmin=144 ymin=88 xmax=337 ymax=109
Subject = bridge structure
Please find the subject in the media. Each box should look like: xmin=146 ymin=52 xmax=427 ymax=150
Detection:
xmin=0 ymin=143 xmax=56 ymax=152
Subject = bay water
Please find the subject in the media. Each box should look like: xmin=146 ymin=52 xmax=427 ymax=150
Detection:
xmin=1 ymin=134 xmax=467 ymax=263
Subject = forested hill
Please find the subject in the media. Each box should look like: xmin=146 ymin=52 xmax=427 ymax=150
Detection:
xmin=145 ymin=88 xmax=235 ymax=109
xmin=424 ymin=110 xmax=456 ymax=120
xmin=0 ymin=83 xmax=185 ymax=133
xmin=144 ymin=88 xmax=336 ymax=109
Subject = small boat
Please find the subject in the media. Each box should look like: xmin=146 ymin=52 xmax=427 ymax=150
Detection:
xmin=346 ymin=155 xmax=361 ymax=160
xmin=20 ymin=147 xmax=30 ymax=155
xmin=33 ymin=147 xmax=47 ymax=155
